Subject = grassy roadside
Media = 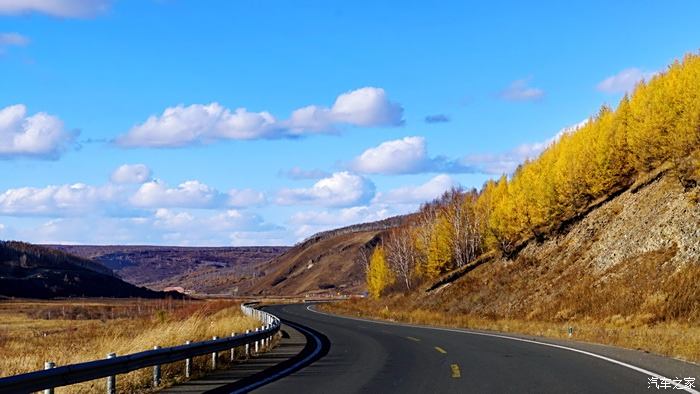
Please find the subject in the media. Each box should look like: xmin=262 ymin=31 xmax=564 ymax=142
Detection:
xmin=0 ymin=299 xmax=260 ymax=393
xmin=320 ymin=298 xmax=700 ymax=364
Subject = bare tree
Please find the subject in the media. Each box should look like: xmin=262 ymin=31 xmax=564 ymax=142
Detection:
xmin=385 ymin=227 xmax=417 ymax=291
xmin=356 ymin=245 xmax=372 ymax=276
xmin=441 ymin=187 xmax=483 ymax=269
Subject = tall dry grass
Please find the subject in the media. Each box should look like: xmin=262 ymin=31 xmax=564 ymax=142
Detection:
xmin=0 ymin=299 xmax=260 ymax=393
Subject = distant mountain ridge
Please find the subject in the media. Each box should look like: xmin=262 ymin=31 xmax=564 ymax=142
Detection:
xmin=47 ymin=245 xmax=289 ymax=294
xmin=0 ymin=241 xmax=174 ymax=299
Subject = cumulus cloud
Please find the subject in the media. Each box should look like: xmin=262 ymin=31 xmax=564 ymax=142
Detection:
xmin=499 ymin=78 xmax=545 ymax=101
xmin=0 ymin=173 xmax=264 ymax=217
xmin=130 ymin=179 xmax=266 ymax=209
xmin=153 ymin=208 xmax=275 ymax=232
xmin=350 ymin=136 xmax=475 ymax=175
xmin=276 ymin=171 xmax=375 ymax=207
xmin=0 ymin=0 xmax=111 ymax=17
xmin=461 ymin=119 xmax=589 ymax=175
xmin=0 ymin=183 xmax=117 ymax=216
xmin=9 ymin=208 xmax=284 ymax=246
xmin=153 ymin=208 xmax=194 ymax=229
xmin=130 ymin=180 xmax=222 ymax=209
xmin=117 ymin=87 xmax=404 ymax=147
xmin=372 ymin=174 xmax=455 ymax=205
xmin=424 ymin=114 xmax=450 ymax=123
xmin=110 ymin=164 xmax=151 ymax=184
xmin=596 ymin=68 xmax=657 ymax=94
xmin=228 ymin=188 xmax=266 ymax=207
xmin=153 ymin=208 xmax=283 ymax=245
xmin=352 ymin=136 xmax=428 ymax=174
xmin=0 ymin=104 xmax=77 ymax=159
xmin=278 ymin=166 xmax=330 ymax=180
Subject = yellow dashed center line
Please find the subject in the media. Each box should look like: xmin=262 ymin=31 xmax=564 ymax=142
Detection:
xmin=406 ymin=336 xmax=420 ymax=342
xmin=451 ymin=364 xmax=461 ymax=378
xmin=434 ymin=346 xmax=447 ymax=354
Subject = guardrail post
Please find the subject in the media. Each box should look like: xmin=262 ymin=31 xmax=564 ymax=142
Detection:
xmin=106 ymin=353 xmax=116 ymax=394
xmin=231 ymin=332 xmax=237 ymax=361
xmin=185 ymin=341 xmax=192 ymax=378
xmin=264 ymin=325 xmax=269 ymax=349
xmin=43 ymin=362 xmax=55 ymax=394
xmin=152 ymin=346 xmax=161 ymax=387
xmin=211 ymin=336 xmax=219 ymax=369
xmin=245 ymin=330 xmax=250 ymax=357
xmin=254 ymin=328 xmax=259 ymax=354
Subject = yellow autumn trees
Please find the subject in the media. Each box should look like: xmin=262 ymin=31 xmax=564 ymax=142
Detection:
xmin=480 ymin=52 xmax=700 ymax=256
xmin=367 ymin=51 xmax=700 ymax=297
xmin=366 ymin=245 xmax=393 ymax=299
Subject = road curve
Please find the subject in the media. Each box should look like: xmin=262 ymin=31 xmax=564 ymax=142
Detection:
xmin=252 ymin=303 xmax=698 ymax=394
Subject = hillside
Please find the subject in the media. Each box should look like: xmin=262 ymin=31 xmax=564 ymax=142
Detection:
xmin=0 ymin=241 xmax=175 ymax=299
xmin=422 ymin=171 xmax=698 ymax=322
xmin=47 ymin=245 xmax=289 ymax=294
xmin=227 ymin=215 xmax=409 ymax=296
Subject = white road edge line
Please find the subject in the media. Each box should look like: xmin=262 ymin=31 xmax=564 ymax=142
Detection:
xmin=231 ymin=314 xmax=323 ymax=394
xmin=308 ymin=305 xmax=698 ymax=394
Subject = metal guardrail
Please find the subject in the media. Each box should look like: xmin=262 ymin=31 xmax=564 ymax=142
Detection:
xmin=0 ymin=302 xmax=280 ymax=394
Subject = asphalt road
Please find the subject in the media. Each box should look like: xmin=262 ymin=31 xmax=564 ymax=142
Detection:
xmin=249 ymin=303 xmax=698 ymax=394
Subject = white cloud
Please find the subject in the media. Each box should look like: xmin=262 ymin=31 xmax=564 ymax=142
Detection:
xmin=279 ymin=166 xmax=330 ymax=180
xmin=228 ymin=188 xmax=265 ymax=207
xmin=118 ymin=104 xmax=279 ymax=147
xmin=276 ymin=171 xmax=375 ymax=207
xmin=153 ymin=208 xmax=194 ymax=229
xmin=0 ymin=183 xmax=117 ymax=216
xmin=499 ymin=78 xmax=544 ymax=101
xmin=352 ymin=136 xmax=428 ymax=174
xmin=110 ymin=164 xmax=151 ymax=184
xmin=286 ymin=87 xmax=402 ymax=133
xmin=372 ymin=174 xmax=455 ymax=205
xmin=0 ymin=104 xmax=77 ymax=159
xmin=350 ymin=136 xmax=475 ymax=175
xmin=130 ymin=180 xmax=266 ymax=209
xmin=0 ymin=172 xmax=264 ymax=218
xmin=117 ymin=87 xmax=404 ymax=147
xmin=0 ymin=32 xmax=29 ymax=47
xmin=205 ymin=209 xmax=277 ymax=232
xmin=596 ymin=68 xmax=657 ymax=94
xmin=153 ymin=208 xmax=283 ymax=245
xmin=328 ymin=87 xmax=404 ymax=127
xmin=0 ymin=0 xmax=111 ymax=17
xmin=130 ymin=180 xmax=221 ymax=209
xmin=12 ymin=208 xmax=285 ymax=246
xmin=461 ymin=119 xmax=588 ymax=175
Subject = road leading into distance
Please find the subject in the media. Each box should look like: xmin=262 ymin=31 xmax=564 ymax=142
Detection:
xmin=247 ymin=303 xmax=699 ymax=394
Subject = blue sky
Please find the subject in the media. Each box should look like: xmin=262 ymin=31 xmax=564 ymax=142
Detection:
xmin=1 ymin=0 xmax=699 ymax=245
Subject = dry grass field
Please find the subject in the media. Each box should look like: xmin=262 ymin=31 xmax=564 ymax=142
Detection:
xmin=0 ymin=298 xmax=260 ymax=393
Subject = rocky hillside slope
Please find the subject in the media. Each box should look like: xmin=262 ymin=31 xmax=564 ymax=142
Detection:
xmin=419 ymin=172 xmax=699 ymax=324
xmin=0 ymin=242 xmax=176 ymax=299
